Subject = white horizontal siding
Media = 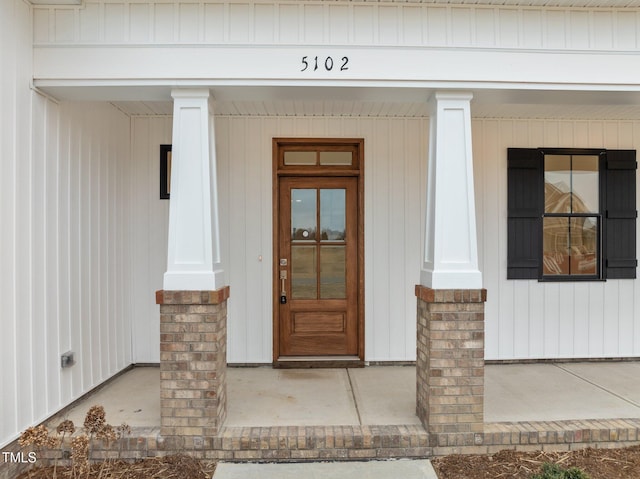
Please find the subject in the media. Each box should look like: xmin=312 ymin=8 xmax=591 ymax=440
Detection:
xmin=1 ymin=0 xmax=133 ymax=450
xmin=474 ymin=118 xmax=640 ymax=360
xmin=33 ymin=1 xmax=640 ymax=51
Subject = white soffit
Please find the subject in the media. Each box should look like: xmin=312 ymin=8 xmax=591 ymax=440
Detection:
xmin=41 ymin=82 xmax=640 ymax=119
xmin=356 ymin=0 xmax=640 ymax=6
xmin=109 ymin=100 xmax=640 ymax=120
xmin=29 ymin=0 xmax=82 ymax=4
xmin=26 ymin=0 xmax=640 ymax=8
xmin=106 ymin=88 xmax=640 ymax=120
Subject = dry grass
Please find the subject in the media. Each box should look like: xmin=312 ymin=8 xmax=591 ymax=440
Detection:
xmin=16 ymin=406 xmax=215 ymax=479
xmin=16 ymin=455 xmax=216 ymax=479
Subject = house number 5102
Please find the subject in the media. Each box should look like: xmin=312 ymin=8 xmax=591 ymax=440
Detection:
xmin=301 ymin=56 xmax=349 ymax=72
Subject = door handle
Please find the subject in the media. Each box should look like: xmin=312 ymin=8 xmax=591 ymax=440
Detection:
xmin=280 ymin=270 xmax=287 ymax=304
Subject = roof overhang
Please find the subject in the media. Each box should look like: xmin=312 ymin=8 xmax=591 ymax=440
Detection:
xmin=25 ymin=0 xmax=640 ymax=9
xmin=32 ymin=82 xmax=640 ymax=120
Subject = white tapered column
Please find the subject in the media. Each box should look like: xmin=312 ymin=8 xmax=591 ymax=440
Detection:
xmin=163 ymin=89 xmax=224 ymax=290
xmin=421 ymin=91 xmax=482 ymax=289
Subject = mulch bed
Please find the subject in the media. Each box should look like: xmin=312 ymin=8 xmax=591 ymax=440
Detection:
xmin=15 ymin=445 xmax=640 ymax=478
xmin=432 ymin=445 xmax=640 ymax=479
xmin=16 ymin=454 xmax=216 ymax=479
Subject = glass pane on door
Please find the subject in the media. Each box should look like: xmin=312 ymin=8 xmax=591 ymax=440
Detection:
xmin=320 ymin=189 xmax=346 ymax=241
xmin=291 ymin=246 xmax=317 ymax=299
xmin=292 ymin=189 xmax=316 ymax=241
xmin=320 ymin=246 xmax=346 ymax=298
xmin=289 ymin=186 xmax=350 ymax=299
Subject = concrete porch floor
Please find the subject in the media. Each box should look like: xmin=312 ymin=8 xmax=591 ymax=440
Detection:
xmin=53 ymin=362 xmax=640 ymax=429
xmin=38 ymin=361 xmax=640 ymax=463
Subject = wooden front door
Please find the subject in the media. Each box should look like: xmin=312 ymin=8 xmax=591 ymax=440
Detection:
xmin=274 ymin=139 xmax=363 ymax=365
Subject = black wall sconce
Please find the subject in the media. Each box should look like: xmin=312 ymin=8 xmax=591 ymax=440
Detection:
xmin=160 ymin=144 xmax=172 ymax=199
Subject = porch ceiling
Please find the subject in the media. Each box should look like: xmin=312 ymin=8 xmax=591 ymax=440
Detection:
xmin=112 ymin=100 xmax=640 ymax=120
xmin=106 ymin=87 xmax=640 ymax=120
xmin=27 ymin=0 xmax=640 ymax=9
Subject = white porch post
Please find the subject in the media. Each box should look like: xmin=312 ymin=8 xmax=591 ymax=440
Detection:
xmin=163 ymin=88 xmax=225 ymax=290
xmin=421 ymin=91 xmax=482 ymax=289
xmin=416 ymin=92 xmax=485 ymax=446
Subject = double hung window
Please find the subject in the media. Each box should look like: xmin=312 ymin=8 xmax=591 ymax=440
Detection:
xmin=507 ymin=148 xmax=637 ymax=281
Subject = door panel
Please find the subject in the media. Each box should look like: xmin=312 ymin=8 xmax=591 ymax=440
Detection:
xmin=278 ymin=177 xmax=358 ymax=357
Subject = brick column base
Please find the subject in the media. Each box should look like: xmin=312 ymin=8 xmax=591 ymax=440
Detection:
xmin=415 ymin=285 xmax=486 ymax=449
xmin=156 ymin=287 xmax=229 ymax=444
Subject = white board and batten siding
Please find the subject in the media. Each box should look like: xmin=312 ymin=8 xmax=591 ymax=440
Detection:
xmin=474 ymin=119 xmax=640 ymax=361
xmin=217 ymin=117 xmax=427 ymax=363
xmin=31 ymin=3 xmax=640 ymax=88
xmin=130 ymin=115 xmax=640 ymax=365
xmin=130 ymin=115 xmax=428 ymax=364
xmin=129 ymin=117 xmax=172 ymax=363
xmin=32 ymin=1 xmax=640 ymax=52
xmin=1 ymin=0 xmax=133 ymax=449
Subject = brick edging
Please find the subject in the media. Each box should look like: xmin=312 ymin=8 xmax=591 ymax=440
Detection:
xmin=156 ymin=287 xmax=231 ymax=305
xmin=484 ymin=418 xmax=640 ymax=447
xmin=415 ymin=285 xmax=487 ymax=303
xmin=5 ymin=418 xmax=640 ymax=478
xmin=199 ymin=424 xmax=430 ymax=460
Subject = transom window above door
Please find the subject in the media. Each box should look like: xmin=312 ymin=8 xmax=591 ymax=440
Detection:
xmin=284 ymin=151 xmax=352 ymax=166
xmin=277 ymin=140 xmax=360 ymax=172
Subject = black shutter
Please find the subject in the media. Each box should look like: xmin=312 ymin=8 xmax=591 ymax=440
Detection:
xmin=507 ymin=148 xmax=543 ymax=279
xmin=604 ymin=150 xmax=637 ymax=279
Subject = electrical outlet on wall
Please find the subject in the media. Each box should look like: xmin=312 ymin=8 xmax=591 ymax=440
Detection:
xmin=61 ymin=351 xmax=75 ymax=369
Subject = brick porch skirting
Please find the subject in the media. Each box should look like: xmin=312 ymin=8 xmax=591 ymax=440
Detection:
xmin=96 ymin=418 xmax=640 ymax=458
xmin=4 ymin=418 xmax=639 ymax=479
